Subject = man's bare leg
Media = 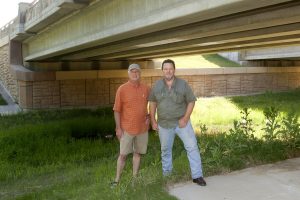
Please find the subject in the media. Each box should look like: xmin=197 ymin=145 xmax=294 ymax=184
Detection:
xmin=115 ymin=154 xmax=127 ymax=182
xmin=132 ymin=153 xmax=141 ymax=177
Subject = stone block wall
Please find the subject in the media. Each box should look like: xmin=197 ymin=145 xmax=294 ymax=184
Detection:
xmin=0 ymin=44 xmax=18 ymax=101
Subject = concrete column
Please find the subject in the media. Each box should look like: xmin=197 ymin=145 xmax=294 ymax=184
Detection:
xmin=9 ymin=40 xmax=23 ymax=65
xmin=18 ymin=3 xmax=31 ymax=24
xmin=18 ymin=80 xmax=33 ymax=109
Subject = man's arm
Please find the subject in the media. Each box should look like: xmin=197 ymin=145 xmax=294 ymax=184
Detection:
xmin=114 ymin=111 xmax=123 ymax=140
xmin=178 ymin=101 xmax=195 ymax=128
xmin=149 ymin=102 xmax=158 ymax=131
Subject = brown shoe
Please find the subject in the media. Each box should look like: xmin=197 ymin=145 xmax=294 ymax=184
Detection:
xmin=193 ymin=177 xmax=206 ymax=186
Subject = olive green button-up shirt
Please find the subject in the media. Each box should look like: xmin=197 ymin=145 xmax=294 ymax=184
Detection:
xmin=148 ymin=77 xmax=197 ymax=128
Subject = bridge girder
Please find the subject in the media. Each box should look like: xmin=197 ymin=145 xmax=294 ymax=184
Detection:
xmin=22 ymin=0 xmax=300 ymax=62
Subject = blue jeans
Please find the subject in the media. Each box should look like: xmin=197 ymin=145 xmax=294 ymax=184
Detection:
xmin=158 ymin=121 xmax=203 ymax=179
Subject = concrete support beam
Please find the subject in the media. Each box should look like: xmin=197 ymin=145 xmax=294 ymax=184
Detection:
xmin=25 ymin=60 xmax=155 ymax=71
xmin=240 ymin=46 xmax=300 ymax=60
xmin=10 ymin=65 xmax=56 ymax=81
xmin=60 ymin=4 xmax=300 ymax=60
xmin=23 ymin=0 xmax=297 ymax=61
xmin=121 ymin=37 xmax=300 ymax=60
xmin=9 ymin=41 xmax=23 ymax=65
xmin=90 ymin=29 xmax=300 ymax=60
xmin=24 ymin=0 xmax=91 ymax=33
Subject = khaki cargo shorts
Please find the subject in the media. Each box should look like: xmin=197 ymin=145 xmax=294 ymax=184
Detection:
xmin=120 ymin=131 xmax=148 ymax=155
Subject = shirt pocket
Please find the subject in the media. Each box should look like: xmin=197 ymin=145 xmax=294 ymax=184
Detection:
xmin=138 ymin=92 xmax=148 ymax=103
xmin=155 ymin=92 xmax=165 ymax=103
xmin=174 ymin=91 xmax=185 ymax=103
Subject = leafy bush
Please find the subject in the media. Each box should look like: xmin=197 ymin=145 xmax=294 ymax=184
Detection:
xmin=229 ymin=108 xmax=255 ymax=140
xmin=199 ymin=106 xmax=300 ymax=176
xmin=262 ymin=106 xmax=281 ymax=141
xmin=279 ymin=113 xmax=300 ymax=149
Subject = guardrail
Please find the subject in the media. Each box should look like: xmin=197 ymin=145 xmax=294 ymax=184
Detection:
xmin=0 ymin=0 xmax=58 ymax=40
xmin=0 ymin=18 xmax=18 ymax=39
xmin=25 ymin=0 xmax=57 ymax=22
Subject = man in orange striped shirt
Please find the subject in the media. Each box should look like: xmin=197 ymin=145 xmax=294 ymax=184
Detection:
xmin=112 ymin=63 xmax=150 ymax=186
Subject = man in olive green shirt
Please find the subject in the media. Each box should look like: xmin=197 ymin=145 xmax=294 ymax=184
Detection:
xmin=149 ymin=59 xmax=206 ymax=186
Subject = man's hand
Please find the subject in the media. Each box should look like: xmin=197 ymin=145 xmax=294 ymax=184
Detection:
xmin=178 ymin=117 xmax=189 ymax=128
xmin=145 ymin=114 xmax=150 ymax=127
xmin=151 ymin=120 xmax=159 ymax=131
xmin=115 ymin=127 xmax=123 ymax=141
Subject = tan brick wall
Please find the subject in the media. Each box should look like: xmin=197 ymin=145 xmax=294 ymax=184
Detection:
xmin=0 ymin=44 xmax=18 ymax=101
xmin=109 ymin=77 xmax=128 ymax=104
xmin=33 ymin=81 xmax=60 ymax=108
xmin=86 ymin=79 xmax=110 ymax=106
xmin=108 ymin=77 xmax=152 ymax=104
xmin=226 ymin=75 xmax=241 ymax=95
xmin=7 ymin=67 xmax=300 ymax=109
xmin=60 ymin=80 xmax=86 ymax=107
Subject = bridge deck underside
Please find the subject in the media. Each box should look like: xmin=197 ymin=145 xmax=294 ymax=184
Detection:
xmin=23 ymin=0 xmax=300 ymax=62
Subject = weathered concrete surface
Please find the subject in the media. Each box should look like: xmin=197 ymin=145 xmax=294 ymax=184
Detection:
xmin=241 ymin=46 xmax=300 ymax=60
xmin=21 ymin=0 xmax=300 ymax=61
xmin=169 ymin=157 xmax=300 ymax=200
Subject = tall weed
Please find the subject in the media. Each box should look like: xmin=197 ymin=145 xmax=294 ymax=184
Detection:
xmin=262 ymin=106 xmax=281 ymax=141
xmin=279 ymin=113 xmax=300 ymax=149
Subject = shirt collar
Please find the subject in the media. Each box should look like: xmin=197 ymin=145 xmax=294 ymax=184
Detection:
xmin=163 ymin=76 xmax=177 ymax=89
xmin=128 ymin=80 xmax=140 ymax=87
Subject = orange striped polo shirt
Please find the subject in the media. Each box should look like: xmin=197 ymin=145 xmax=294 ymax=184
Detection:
xmin=113 ymin=81 xmax=150 ymax=135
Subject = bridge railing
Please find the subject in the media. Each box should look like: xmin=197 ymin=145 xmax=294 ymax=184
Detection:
xmin=0 ymin=18 xmax=18 ymax=39
xmin=0 ymin=0 xmax=57 ymax=40
xmin=25 ymin=0 xmax=57 ymax=22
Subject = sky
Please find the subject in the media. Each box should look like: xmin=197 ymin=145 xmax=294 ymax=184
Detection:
xmin=0 ymin=0 xmax=34 ymax=28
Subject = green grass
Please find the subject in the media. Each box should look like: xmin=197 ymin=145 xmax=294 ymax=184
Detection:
xmin=0 ymin=90 xmax=300 ymax=199
xmin=192 ymin=89 xmax=300 ymax=136
xmin=0 ymin=94 xmax=7 ymax=105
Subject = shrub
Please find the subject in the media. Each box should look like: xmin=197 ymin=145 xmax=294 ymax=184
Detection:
xmin=279 ymin=113 xmax=300 ymax=149
xmin=262 ymin=106 xmax=281 ymax=141
xmin=229 ymin=108 xmax=255 ymax=140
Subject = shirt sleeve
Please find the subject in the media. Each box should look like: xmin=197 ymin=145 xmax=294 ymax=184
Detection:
xmin=113 ymin=87 xmax=122 ymax=112
xmin=185 ymin=82 xmax=197 ymax=103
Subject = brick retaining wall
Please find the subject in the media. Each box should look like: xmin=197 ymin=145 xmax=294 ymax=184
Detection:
xmin=9 ymin=66 xmax=300 ymax=109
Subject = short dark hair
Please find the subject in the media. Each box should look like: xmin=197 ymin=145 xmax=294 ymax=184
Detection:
xmin=162 ymin=59 xmax=175 ymax=70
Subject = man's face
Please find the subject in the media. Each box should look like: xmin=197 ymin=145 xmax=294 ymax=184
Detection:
xmin=128 ymin=69 xmax=141 ymax=82
xmin=162 ymin=63 xmax=175 ymax=81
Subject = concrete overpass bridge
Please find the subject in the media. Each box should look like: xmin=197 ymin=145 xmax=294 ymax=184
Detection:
xmin=0 ymin=0 xmax=300 ymax=109
xmin=2 ymin=0 xmax=300 ymax=63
